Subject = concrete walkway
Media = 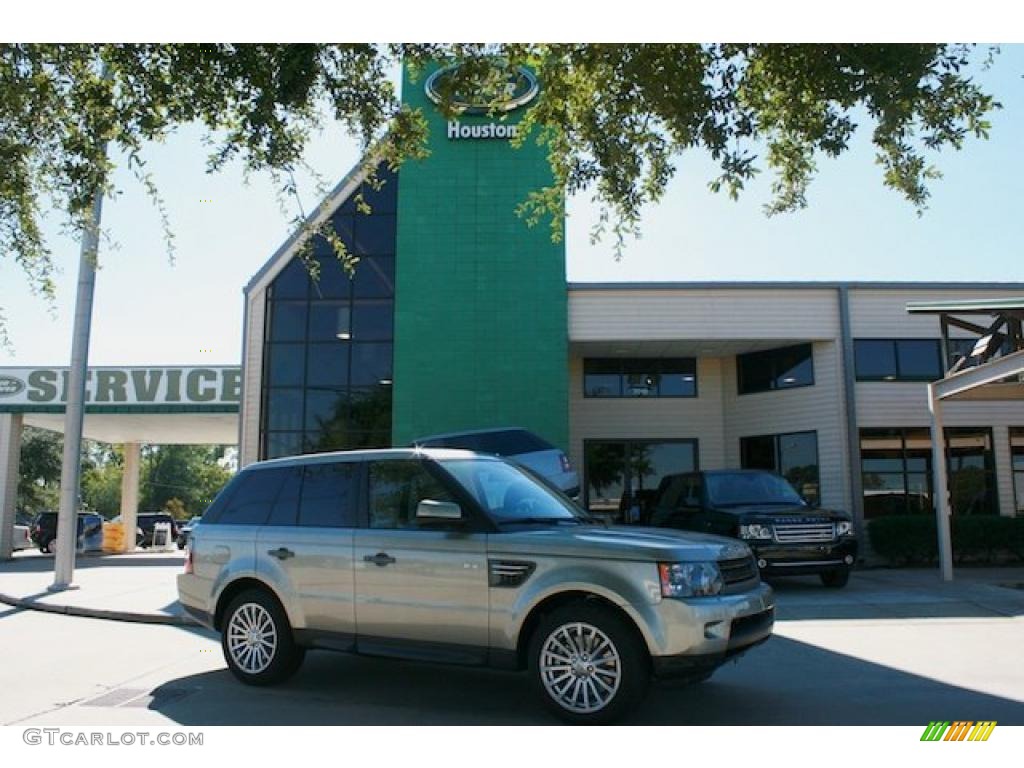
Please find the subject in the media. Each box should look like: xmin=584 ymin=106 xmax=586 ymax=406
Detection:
xmin=0 ymin=549 xmax=194 ymax=625
xmin=2 ymin=548 xmax=1023 ymax=624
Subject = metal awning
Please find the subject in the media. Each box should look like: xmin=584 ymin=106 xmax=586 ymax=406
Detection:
xmin=906 ymin=297 xmax=1024 ymax=581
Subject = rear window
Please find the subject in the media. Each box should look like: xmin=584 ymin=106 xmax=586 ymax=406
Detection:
xmin=419 ymin=429 xmax=554 ymax=456
xmin=204 ymin=467 xmax=289 ymax=526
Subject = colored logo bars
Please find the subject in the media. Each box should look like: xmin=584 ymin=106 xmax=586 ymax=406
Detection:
xmin=920 ymin=721 xmax=997 ymax=741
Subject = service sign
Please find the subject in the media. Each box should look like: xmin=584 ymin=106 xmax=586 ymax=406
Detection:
xmin=0 ymin=367 xmax=242 ymax=407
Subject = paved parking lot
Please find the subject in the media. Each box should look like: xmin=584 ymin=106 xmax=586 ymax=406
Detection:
xmin=1 ymin=556 xmax=1022 ymax=726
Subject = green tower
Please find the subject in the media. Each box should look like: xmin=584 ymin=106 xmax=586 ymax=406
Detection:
xmin=391 ymin=63 xmax=569 ymax=450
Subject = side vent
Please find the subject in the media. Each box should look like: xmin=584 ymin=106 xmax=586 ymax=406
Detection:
xmin=489 ymin=560 xmax=536 ymax=588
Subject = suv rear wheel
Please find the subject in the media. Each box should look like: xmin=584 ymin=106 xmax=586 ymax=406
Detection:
xmin=222 ymin=589 xmax=305 ymax=685
xmin=528 ymin=601 xmax=649 ymax=724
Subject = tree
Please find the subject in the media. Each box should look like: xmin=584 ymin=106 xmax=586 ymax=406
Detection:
xmin=139 ymin=444 xmax=233 ymax=517
xmin=0 ymin=44 xmax=999 ymax=339
xmin=16 ymin=426 xmax=63 ymax=513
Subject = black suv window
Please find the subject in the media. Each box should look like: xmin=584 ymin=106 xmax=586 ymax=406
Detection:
xmin=658 ymin=474 xmax=701 ymax=511
xmin=298 ymin=462 xmax=356 ymax=527
xmin=207 ymin=468 xmax=289 ymax=526
xmin=368 ymin=460 xmax=453 ymax=529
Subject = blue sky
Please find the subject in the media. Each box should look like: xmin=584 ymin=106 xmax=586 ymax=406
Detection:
xmin=1 ymin=44 xmax=1022 ymax=367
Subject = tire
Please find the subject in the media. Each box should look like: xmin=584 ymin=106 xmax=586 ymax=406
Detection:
xmin=44 ymin=538 xmax=56 ymax=555
xmin=528 ymin=600 xmax=650 ymax=724
xmin=221 ymin=589 xmax=305 ymax=686
xmin=820 ymin=567 xmax=850 ymax=588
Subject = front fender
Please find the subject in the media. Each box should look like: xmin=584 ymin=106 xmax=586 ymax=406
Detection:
xmin=491 ymin=559 xmax=665 ymax=655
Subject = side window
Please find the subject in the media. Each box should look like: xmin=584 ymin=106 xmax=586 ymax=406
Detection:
xmin=298 ymin=462 xmax=356 ymax=527
xmin=266 ymin=467 xmax=302 ymax=526
xmin=683 ymin=476 xmax=702 ymax=507
xmin=368 ymin=460 xmax=453 ymax=529
xmin=214 ymin=468 xmax=289 ymax=526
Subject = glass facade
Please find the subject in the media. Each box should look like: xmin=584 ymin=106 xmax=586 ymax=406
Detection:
xmin=583 ymin=358 xmax=697 ymax=398
xmin=854 ymin=339 xmax=943 ymax=381
xmin=860 ymin=427 xmax=998 ymax=518
xmin=583 ymin=439 xmax=698 ymax=523
xmin=1012 ymin=428 xmax=1024 ymax=516
xmin=736 ymin=344 xmax=814 ymax=395
xmin=740 ymin=431 xmax=820 ymax=506
xmin=261 ymin=169 xmax=397 ymax=459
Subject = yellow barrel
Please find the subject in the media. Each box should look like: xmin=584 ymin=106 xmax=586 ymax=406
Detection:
xmin=102 ymin=522 xmax=126 ymax=553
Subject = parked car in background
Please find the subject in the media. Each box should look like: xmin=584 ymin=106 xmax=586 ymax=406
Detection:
xmin=30 ymin=511 xmax=104 ymax=554
xmin=648 ymin=469 xmax=858 ymax=588
xmin=411 ymin=427 xmax=580 ymax=498
xmin=136 ymin=512 xmax=179 ymax=548
xmin=176 ymin=516 xmax=203 ymax=549
xmin=179 ymin=448 xmax=774 ymax=724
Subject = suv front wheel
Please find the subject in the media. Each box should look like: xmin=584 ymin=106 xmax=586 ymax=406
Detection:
xmin=222 ymin=589 xmax=305 ymax=685
xmin=820 ymin=566 xmax=850 ymax=588
xmin=528 ymin=601 xmax=649 ymax=724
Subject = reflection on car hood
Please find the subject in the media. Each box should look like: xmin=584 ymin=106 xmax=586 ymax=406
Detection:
xmin=489 ymin=525 xmax=750 ymax=563
xmin=713 ymin=504 xmax=850 ymax=522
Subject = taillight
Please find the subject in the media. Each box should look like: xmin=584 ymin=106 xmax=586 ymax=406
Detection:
xmin=184 ymin=547 xmax=194 ymax=575
xmin=559 ymin=453 xmax=572 ymax=473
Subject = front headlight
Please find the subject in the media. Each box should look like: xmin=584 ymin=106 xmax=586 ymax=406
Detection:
xmin=836 ymin=521 xmax=853 ymax=536
xmin=738 ymin=523 xmax=773 ymax=540
xmin=658 ymin=562 xmax=723 ymax=597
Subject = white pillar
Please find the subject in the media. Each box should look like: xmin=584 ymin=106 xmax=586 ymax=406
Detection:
xmin=928 ymin=383 xmax=954 ymax=582
xmin=0 ymin=413 xmax=24 ymax=560
xmin=119 ymin=442 xmax=141 ymax=553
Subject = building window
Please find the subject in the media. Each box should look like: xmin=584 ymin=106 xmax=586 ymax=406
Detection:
xmin=260 ymin=168 xmax=398 ymax=460
xmin=860 ymin=427 xmax=999 ymax=518
xmin=854 ymin=339 xmax=942 ymax=381
xmin=1012 ymin=428 xmax=1024 ymax=516
xmin=736 ymin=343 xmax=814 ymax=395
xmin=583 ymin=439 xmax=698 ymax=523
xmin=740 ymin=431 xmax=820 ymax=506
xmin=583 ymin=358 xmax=697 ymax=398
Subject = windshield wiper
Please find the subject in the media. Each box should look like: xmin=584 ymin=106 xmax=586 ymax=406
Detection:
xmin=715 ymin=500 xmax=802 ymax=508
xmin=498 ymin=517 xmax=585 ymax=526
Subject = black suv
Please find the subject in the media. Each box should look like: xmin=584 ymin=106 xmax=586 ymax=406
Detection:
xmin=136 ymin=512 xmax=179 ymax=548
xmin=647 ymin=469 xmax=858 ymax=588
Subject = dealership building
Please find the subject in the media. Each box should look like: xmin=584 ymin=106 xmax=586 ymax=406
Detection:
xmin=234 ymin=63 xmax=1024 ymax=532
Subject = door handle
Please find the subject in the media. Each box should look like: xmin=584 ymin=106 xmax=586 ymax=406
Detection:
xmin=364 ymin=552 xmax=396 ymax=567
xmin=267 ymin=547 xmax=294 ymax=560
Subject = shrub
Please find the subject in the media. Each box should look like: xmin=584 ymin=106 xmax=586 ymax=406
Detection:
xmin=867 ymin=514 xmax=1024 ymax=566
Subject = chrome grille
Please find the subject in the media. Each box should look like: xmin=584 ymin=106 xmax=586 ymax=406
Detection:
xmin=773 ymin=522 xmax=836 ymax=544
xmin=718 ymin=555 xmax=758 ymax=585
xmin=488 ymin=560 xmax=535 ymax=588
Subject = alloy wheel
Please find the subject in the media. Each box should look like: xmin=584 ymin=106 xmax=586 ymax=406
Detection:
xmin=539 ymin=621 xmax=622 ymax=714
xmin=226 ymin=602 xmax=278 ymax=675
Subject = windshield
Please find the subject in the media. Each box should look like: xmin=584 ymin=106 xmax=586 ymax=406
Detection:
xmin=439 ymin=458 xmax=584 ymax=524
xmin=705 ymin=472 xmax=805 ymax=507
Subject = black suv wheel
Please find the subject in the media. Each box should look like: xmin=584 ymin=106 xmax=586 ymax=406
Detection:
xmin=820 ymin=567 xmax=850 ymax=588
xmin=221 ymin=589 xmax=305 ymax=686
xmin=528 ymin=601 xmax=649 ymax=724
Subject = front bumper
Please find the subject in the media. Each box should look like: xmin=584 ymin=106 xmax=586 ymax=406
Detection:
xmin=750 ymin=538 xmax=858 ymax=576
xmin=645 ymin=581 xmax=774 ymax=669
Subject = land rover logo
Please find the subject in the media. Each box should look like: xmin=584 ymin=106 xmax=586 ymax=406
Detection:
xmin=425 ymin=63 xmax=539 ymax=114
xmin=0 ymin=375 xmax=26 ymax=398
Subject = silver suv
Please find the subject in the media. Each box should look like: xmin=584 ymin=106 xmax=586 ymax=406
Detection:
xmin=178 ymin=449 xmax=774 ymax=724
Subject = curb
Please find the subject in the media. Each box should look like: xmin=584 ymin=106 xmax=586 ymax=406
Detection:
xmin=0 ymin=592 xmax=200 ymax=627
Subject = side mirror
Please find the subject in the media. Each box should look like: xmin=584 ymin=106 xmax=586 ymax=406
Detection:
xmin=416 ymin=499 xmax=463 ymax=522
